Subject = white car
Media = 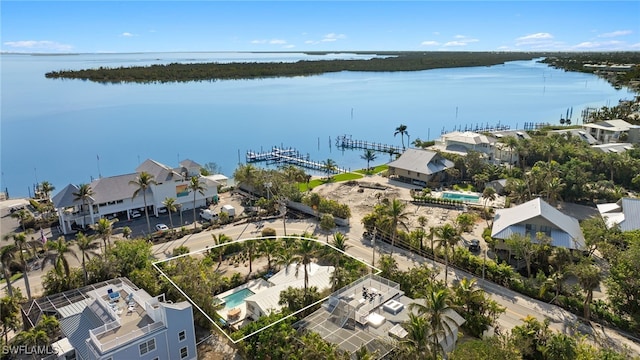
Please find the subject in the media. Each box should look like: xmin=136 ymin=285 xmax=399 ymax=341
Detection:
xmin=155 ymin=224 xmax=169 ymax=231
xmin=130 ymin=210 xmax=142 ymax=218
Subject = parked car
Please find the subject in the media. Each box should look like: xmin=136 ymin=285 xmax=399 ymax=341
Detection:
xmin=157 ymin=207 xmax=167 ymax=214
xmin=468 ymin=239 xmax=480 ymax=252
xmin=155 ymin=223 xmax=169 ymax=231
xmin=130 ymin=210 xmax=142 ymax=218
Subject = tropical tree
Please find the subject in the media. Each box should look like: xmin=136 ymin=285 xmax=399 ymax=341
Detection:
xmin=72 ymin=183 xmax=94 ymax=227
xmin=91 ymin=217 xmax=117 ymax=252
xmin=10 ymin=209 xmax=31 ymax=233
xmin=385 ymin=198 xmax=410 ymax=255
xmin=481 ymin=186 xmax=497 ymax=227
xmin=259 ymin=238 xmax=279 ymax=272
xmin=0 ymin=245 xmax=17 ymax=297
xmin=360 ymin=149 xmax=378 ymax=172
xmin=506 ymin=233 xmax=537 ymax=278
xmin=188 ymin=176 xmax=207 ymax=229
xmin=500 ymin=135 xmax=519 ymax=168
xmin=572 ymin=261 xmax=601 ymax=319
xmin=233 ymin=163 xmax=259 ymax=191
xmin=162 ymin=197 xmax=178 ymax=229
xmin=10 ymin=232 xmax=38 ymax=300
xmin=542 ymin=177 xmax=565 ymax=206
xmin=129 ymin=171 xmax=157 ymax=234
xmin=0 ymin=290 xmax=24 ymax=343
xmin=434 ymin=223 xmax=460 ymax=283
xmin=451 ymin=277 xmax=505 ymax=337
xmin=39 ymin=181 xmax=55 ymax=200
xmin=394 ymin=124 xmax=409 ymax=149
xmin=293 ymin=238 xmax=321 ymax=296
xmin=400 ymin=312 xmax=431 ymax=358
xmin=41 ymin=236 xmax=78 ymax=279
xmin=322 ymin=158 xmax=338 ymax=181
xmin=410 ymin=286 xmax=458 ymax=359
xmin=75 ymin=232 xmax=99 ymax=285
xmin=505 ymin=178 xmax=529 ymax=205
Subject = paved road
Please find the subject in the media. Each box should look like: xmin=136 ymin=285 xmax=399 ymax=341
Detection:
xmin=2 ymin=215 xmax=639 ymax=356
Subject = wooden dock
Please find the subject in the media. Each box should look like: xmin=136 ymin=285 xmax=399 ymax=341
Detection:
xmin=335 ymin=135 xmax=402 ymax=154
xmin=246 ymin=147 xmax=347 ymax=174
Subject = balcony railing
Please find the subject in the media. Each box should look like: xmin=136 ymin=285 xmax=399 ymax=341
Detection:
xmin=89 ymin=321 xmax=165 ymax=353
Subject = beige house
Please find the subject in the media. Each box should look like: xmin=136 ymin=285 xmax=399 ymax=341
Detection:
xmin=387 ymin=148 xmax=455 ymax=187
xmin=582 ymin=119 xmax=640 ymax=144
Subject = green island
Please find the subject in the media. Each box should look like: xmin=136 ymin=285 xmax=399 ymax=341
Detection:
xmin=44 ymin=51 xmax=545 ymax=83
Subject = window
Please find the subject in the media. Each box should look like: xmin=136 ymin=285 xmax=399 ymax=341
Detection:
xmin=525 ymin=224 xmax=536 ymax=236
xmin=180 ymin=347 xmax=188 ymax=359
xmin=539 ymin=226 xmax=552 ymax=237
xmin=139 ymin=339 xmax=156 ymax=355
xmin=152 ymin=358 xmax=159 ymax=360
xmin=179 ymin=330 xmax=186 ymax=342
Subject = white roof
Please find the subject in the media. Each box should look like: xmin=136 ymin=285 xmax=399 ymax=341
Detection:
xmin=598 ymin=198 xmax=640 ymax=231
xmin=388 ymin=148 xmax=454 ymax=175
xmin=441 ymin=131 xmax=494 ymax=145
xmin=491 ymin=198 xmax=585 ymax=249
xmin=583 ymin=119 xmax=634 ymax=132
xmin=246 ymin=263 xmax=335 ymax=314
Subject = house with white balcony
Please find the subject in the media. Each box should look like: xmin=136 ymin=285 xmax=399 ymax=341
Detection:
xmin=429 ymin=131 xmax=496 ymax=158
xmin=582 ymin=119 xmax=640 ymax=144
xmin=52 ymin=159 xmax=219 ymax=234
xmin=21 ymin=277 xmax=197 ymax=360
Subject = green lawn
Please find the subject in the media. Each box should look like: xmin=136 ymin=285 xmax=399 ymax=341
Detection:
xmin=354 ymin=164 xmax=389 ymax=175
xmin=298 ymin=172 xmax=364 ymax=191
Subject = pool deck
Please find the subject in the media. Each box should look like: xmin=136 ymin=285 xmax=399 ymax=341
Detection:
xmin=214 ymin=278 xmax=271 ymax=326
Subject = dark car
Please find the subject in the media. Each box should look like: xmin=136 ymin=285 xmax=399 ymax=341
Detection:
xmin=469 ymin=239 xmax=481 ymax=252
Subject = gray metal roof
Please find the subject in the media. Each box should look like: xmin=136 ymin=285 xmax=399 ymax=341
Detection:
xmin=52 ymin=183 xmax=85 ymax=208
xmin=136 ymin=159 xmax=182 ymax=182
xmin=59 ymin=306 xmax=104 ymax=360
xmin=90 ymin=173 xmax=146 ymax=204
xmin=619 ymin=198 xmax=640 ymax=231
xmin=491 ymin=198 xmax=585 ymax=249
xmin=388 ymin=148 xmax=454 ymax=175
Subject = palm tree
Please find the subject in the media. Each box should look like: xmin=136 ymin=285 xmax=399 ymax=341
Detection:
xmin=258 ymin=238 xmax=278 ymax=272
xmin=410 ymin=286 xmax=458 ymax=359
xmin=41 ymin=236 xmax=78 ymax=279
xmin=72 ymin=183 xmax=94 ymax=227
xmin=543 ymin=177 xmax=565 ymax=206
xmin=293 ymin=238 xmax=321 ymax=296
xmin=0 ymin=245 xmax=18 ymax=297
xmin=188 ymin=176 xmax=207 ymax=229
xmin=129 ymin=171 xmax=157 ymax=234
xmin=394 ymin=124 xmax=409 ymax=150
xmin=482 ymin=186 xmax=497 ymax=228
xmin=10 ymin=232 xmax=37 ymax=300
xmin=10 ymin=209 xmax=31 ymax=233
xmin=500 ymin=136 xmax=519 ymax=168
xmin=401 ymin=312 xmax=431 ymax=358
xmin=75 ymin=232 xmax=99 ymax=285
xmin=322 ymin=158 xmax=337 ymax=181
xmin=162 ymin=197 xmax=177 ymax=229
xmin=39 ymin=181 xmax=55 ymax=201
xmin=360 ymin=149 xmax=377 ymax=172
xmin=91 ymin=218 xmax=116 ymax=252
xmin=233 ymin=163 xmax=259 ymax=190
xmin=434 ymin=223 xmax=460 ymax=283
xmin=385 ymin=198 xmax=410 ymax=255
xmin=245 ymin=240 xmax=259 ymax=274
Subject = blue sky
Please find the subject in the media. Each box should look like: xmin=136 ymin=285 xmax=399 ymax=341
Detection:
xmin=2 ymin=1 xmax=639 ymax=53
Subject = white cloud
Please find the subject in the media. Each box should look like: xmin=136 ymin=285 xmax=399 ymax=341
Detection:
xmin=269 ymin=39 xmax=287 ymax=45
xmin=283 ymin=44 xmax=295 ymax=49
xmin=442 ymin=36 xmax=478 ymax=47
xmin=121 ymin=32 xmax=134 ymax=37
xmin=631 ymin=42 xmax=640 ymax=49
xmin=433 ymin=32 xmax=440 ymax=36
xmin=573 ymin=40 xmax=625 ymax=50
xmin=3 ymin=40 xmax=73 ymax=52
xmin=251 ymin=40 xmax=267 ymax=44
xmin=420 ymin=40 xmax=440 ymax=46
xmin=598 ymin=30 xmax=632 ymax=38
xmin=323 ymin=33 xmax=346 ymax=40
xmin=517 ymin=32 xmax=553 ymax=41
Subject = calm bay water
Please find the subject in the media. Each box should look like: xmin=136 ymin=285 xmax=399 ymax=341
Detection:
xmin=1 ymin=52 xmax=635 ymax=198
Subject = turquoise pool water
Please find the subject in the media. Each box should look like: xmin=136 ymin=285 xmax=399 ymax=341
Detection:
xmin=222 ymin=288 xmax=254 ymax=309
xmin=442 ymin=192 xmax=480 ymax=203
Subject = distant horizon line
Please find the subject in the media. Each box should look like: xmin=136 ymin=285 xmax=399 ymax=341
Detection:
xmin=2 ymin=50 xmax=639 ymax=56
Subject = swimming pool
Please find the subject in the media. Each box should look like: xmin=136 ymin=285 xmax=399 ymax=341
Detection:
xmin=221 ymin=288 xmax=255 ymax=309
xmin=442 ymin=192 xmax=480 ymax=203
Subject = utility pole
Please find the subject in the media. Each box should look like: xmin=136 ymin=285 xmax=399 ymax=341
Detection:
xmin=372 ymin=227 xmax=377 ymax=268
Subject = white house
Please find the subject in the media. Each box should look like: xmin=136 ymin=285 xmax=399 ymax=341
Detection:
xmin=582 ymin=119 xmax=640 ymax=144
xmin=491 ymin=198 xmax=585 ymax=251
xmin=429 ymin=131 xmax=496 ymax=157
xmin=597 ymin=197 xmax=640 ymax=232
xmin=244 ymin=262 xmax=334 ymax=320
xmin=52 ymin=159 xmax=219 ymax=234
xmin=22 ymin=277 xmax=197 ymax=360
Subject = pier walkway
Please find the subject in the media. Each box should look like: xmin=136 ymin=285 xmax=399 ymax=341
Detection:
xmin=246 ymin=147 xmax=348 ymax=174
xmin=335 ymin=135 xmax=402 ymax=154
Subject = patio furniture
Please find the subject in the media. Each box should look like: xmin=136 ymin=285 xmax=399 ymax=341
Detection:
xmin=227 ymin=308 xmax=241 ymax=320
xmin=107 ymin=288 xmax=120 ymax=301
